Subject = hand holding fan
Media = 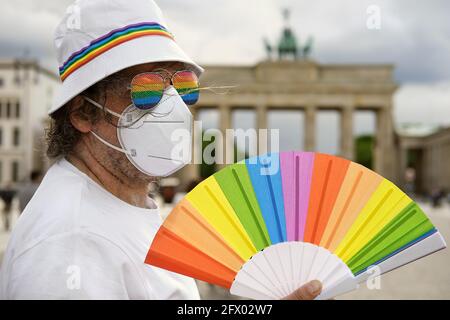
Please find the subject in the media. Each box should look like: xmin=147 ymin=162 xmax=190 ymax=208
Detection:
xmin=145 ymin=152 xmax=446 ymax=300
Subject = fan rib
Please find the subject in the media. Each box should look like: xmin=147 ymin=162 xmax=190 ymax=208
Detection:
xmin=312 ymin=252 xmax=332 ymax=282
xmin=214 ymin=164 xmax=270 ymax=251
xmin=231 ymin=168 xmax=270 ymax=248
xmin=314 ymin=158 xmax=351 ymax=243
xmin=265 ymin=172 xmax=284 ymax=243
xmin=321 ymin=259 xmax=345 ymax=285
xmin=146 ymin=227 xmax=237 ymax=288
xmin=300 ymin=244 xmax=316 ymax=284
xmin=180 ymin=204 xmax=244 ymax=267
xmin=310 ymin=159 xmax=333 ymax=243
xmin=336 ymin=188 xmax=394 ymax=258
xmin=273 ymin=245 xmax=291 ymax=296
xmin=335 ymin=179 xmax=414 ymax=261
xmin=351 ymin=219 xmax=432 ymax=273
xmin=296 ymin=243 xmax=305 ymax=289
xmin=323 ymin=170 xmax=363 ymax=249
xmin=204 ymin=185 xmax=256 ymax=254
xmin=295 ymin=155 xmax=300 ymax=240
xmin=316 ymin=254 xmax=339 ymax=286
xmin=262 ymin=250 xmax=283 ymax=290
xmin=288 ymin=243 xmax=295 ymax=294
xmin=349 ymin=206 xmax=420 ymax=266
xmin=281 ymin=152 xmax=314 ymax=242
xmin=236 ymin=268 xmax=279 ymax=299
xmin=161 ymin=200 xmax=245 ymax=272
xmin=348 ymin=203 xmax=434 ymax=273
xmin=348 ymin=195 xmax=409 ymax=260
xmin=301 ymin=154 xmax=315 ymax=240
xmin=323 ymin=165 xmax=384 ymax=251
xmin=305 ymin=246 xmax=320 ymax=282
xmin=354 ymin=228 xmax=438 ymax=277
xmin=306 ymin=155 xmax=350 ymax=246
xmin=251 ymin=251 xmax=285 ymax=298
xmin=246 ymin=155 xmax=287 ymax=244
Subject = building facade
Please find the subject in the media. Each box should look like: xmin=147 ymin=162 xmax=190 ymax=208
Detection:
xmin=0 ymin=60 xmax=59 ymax=187
xmin=397 ymin=126 xmax=450 ymax=194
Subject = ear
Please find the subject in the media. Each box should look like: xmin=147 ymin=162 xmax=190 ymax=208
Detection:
xmin=69 ymin=96 xmax=94 ymax=133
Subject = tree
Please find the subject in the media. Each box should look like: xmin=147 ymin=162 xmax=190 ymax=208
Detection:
xmin=355 ymin=135 xmax=374 ymax=169
xmin=199 ymin=131 xmax=217 ymax=179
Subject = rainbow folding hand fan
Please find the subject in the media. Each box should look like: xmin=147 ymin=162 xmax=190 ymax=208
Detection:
xmin=145 ymin=152 xmax=446 ymax=300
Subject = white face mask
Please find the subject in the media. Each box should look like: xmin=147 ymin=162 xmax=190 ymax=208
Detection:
xmin=85 ymin=86 xmax=193 ymax=177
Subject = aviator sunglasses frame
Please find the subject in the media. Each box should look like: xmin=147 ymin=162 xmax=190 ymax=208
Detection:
xmin=129 ymin=68 xmax=200 ymax=110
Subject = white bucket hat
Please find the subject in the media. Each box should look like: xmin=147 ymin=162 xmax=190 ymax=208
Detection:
xmin=50 ymin=0 xmax=204 ymax=115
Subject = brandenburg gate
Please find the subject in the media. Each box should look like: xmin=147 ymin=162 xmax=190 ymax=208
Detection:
xmin=177 ymin=59 xmax=398 ymax=187
xmin=176 ymin=10 xmax=398 ymax=188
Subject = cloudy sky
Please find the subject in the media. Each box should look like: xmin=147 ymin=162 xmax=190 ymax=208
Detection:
xmin=0 ymin=0 xmax=449 ymax=152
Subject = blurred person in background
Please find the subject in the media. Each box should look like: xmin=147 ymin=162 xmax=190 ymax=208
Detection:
xmin=404 ymin=167 xmax=416 ymax=197
xmin=0 ymin=183 xmax=16 ymax=231
xmin=430 ymin=186 xmax=445 ymax=208
xmin=0 ymin=0 xmax=321 ymax=300
xmin=17 ymin=170 xmax=43 ymax=214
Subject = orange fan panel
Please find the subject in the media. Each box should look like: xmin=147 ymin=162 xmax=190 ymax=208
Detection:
xmin=319 ymin=162 xmax=383 ymax=251
xmin=303 ymin=154 xmax=350 ymax=244
xmin=163 ymin=198 xmax=244 ymax=272
xmin=145 ymin=226 xmax=237 ymax=289
xmin=326 ymin=164 xmax=383 ymax=252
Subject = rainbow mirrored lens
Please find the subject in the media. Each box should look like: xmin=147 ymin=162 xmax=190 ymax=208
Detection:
xmin=172 ymin=71 xmax=199 ymax=105
xmin=131 ymin=73 xmax=164 ymax=110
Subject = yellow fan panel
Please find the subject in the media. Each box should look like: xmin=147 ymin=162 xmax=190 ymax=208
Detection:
xmin=335 ymin=179 xmax=413 ymax=262
xmin=185 ymin=176 xmax=257 ymax=260
xmin=319 ymin=162 xmax=383 ymax=251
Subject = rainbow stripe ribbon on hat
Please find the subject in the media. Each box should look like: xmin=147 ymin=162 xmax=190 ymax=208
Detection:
xmin=59 ymin=22 xmax=174 ymax=82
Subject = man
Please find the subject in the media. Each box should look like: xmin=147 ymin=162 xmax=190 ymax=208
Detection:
xmin=0 ymin=0 xmax=321 ymax=300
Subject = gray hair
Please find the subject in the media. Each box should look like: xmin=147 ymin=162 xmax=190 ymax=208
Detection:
xmin=45 ymin=73 xmax=130 ymax=159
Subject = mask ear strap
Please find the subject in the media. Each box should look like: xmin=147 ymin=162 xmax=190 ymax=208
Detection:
xmin=83 ymin=96 xmax=123 ymax=118
xmin=91 ymin=131 xmax=134 ymax=156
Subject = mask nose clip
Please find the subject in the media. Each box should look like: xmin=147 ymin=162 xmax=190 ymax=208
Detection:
xmin=126 ymin=113 xmax=133 ymax=123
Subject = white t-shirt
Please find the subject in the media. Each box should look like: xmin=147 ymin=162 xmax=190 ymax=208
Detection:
xmin=0 ymin=158 xmax=200 ymax=300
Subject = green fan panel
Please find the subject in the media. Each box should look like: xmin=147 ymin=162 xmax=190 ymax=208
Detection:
xmin=214 ymin=163 xmax=271 ymax=251
xmin=348 ymin=202 xmax=434 ymax=274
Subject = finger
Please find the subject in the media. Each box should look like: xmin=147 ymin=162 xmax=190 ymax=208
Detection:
xmin=282 ymin=280 xmax=322 ymax=300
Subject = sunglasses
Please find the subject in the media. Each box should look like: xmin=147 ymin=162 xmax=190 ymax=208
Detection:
xmin=130 ymin=70 xmax=200 ymax=110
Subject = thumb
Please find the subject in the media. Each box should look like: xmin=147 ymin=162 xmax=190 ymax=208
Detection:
xmin=282 ymin=280 xmax=322 ymax=300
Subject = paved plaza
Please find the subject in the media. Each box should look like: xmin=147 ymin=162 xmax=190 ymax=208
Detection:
xmin=1 ymin=200 xmax=449 ymax=300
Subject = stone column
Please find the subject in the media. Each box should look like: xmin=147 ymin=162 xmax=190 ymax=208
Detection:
xmin=257 ymin=103 xmax=267 ymax=129
xmin=219 ymin=103 xmax=232 ymax=168
xmin=340 ymin=104 xmax=354 ymax=160
xmin=305 ymin=105 xmax=316 ymax=151
xmin=374 ymin=106 xmax=395 ymax=180
xmin=256 ymin=104 xmax=268 ymax=154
